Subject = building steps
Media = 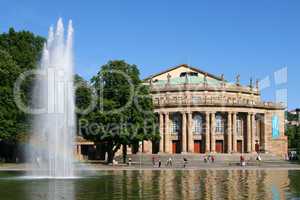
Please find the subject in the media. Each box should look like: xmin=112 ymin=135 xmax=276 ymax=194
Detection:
xmin=115 ymin=153 xmax=285 ymax=166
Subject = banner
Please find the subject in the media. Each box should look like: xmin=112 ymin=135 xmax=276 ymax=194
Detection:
xmin=272 ymin=115 xmax=280 ymax=139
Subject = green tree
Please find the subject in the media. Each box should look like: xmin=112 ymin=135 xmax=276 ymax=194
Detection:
xmin=0 ymin=50 xmax=22 ymax=142
xmin=75 ymin=74 xmax=94 ymax=134
xmin=285 ymin=124 xmax=300 ymax=153
xmin=0 ymin=28 xmax=44 ymax=161
xmin=79 ymin=60 xmax=158 ymax=163
xmin=75 ymin=74 xmax=93 ymax=112
xmin=0 ymin=28 xmax=44 ymax=70
xmin=286 ymin=111 xmax=298 ymax=122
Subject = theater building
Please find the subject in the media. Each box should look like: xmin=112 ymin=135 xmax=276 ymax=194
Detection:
xmin=143 ymin=64 xmax=287 ymax=156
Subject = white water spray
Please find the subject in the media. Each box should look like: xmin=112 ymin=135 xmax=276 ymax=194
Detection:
xmin=28 ymin=18 xmax=75 ymax=178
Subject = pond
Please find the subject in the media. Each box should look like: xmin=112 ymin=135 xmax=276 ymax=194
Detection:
xmin=0 ymin=170 xmax=299 ymax=199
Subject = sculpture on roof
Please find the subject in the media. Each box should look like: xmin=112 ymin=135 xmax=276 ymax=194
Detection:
xmin=204 ymin=73 xmax=208 ymax=87
xmin=167 ymin=73 xmax=171 ymax=84
xmin=221 ymin=74 xmax=225 ymax=87
xmin=236 ymin=74 xmax=240 ymax=86
xmin=185 ymin=72 xmax=188 ymax=84
xmin=256 ymin=79 xmax=259 ymax=90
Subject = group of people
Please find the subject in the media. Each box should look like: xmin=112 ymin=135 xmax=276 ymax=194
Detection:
xmin=240 ymin=153 xmax=262 ymax=167
xmin=127 ymin=153 xmax=263 ymax=168
xmin=287 ymin=151 xmax=298 ymax=161
xmin=203 ymin=155 xmax=215 ymax=163
xmin=151 ymin=155 xmax=216 ymax=168
xmin=152 ymin=156 xmax=189 ymax=168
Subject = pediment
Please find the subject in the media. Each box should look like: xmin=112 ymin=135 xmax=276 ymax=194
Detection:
xmin=144 ymin=64 xmax=222 ymax=83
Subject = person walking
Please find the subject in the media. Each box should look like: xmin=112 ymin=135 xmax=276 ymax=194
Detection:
xmin=211 ymin=155 xmax=215 ymax=163
xmin=204 ymin=155 xmax=208 ymax=163
xmin=207 ymin=155 xmax=211 ymax=162
xmin=240 ymin=154 xmax=246 ymax=167
xmin=256 ymin=153 xmax=262 ymax=166
xmin=152 ymin=156 xmax=156 ymax=167
xmin=183 ymin=157 xmax=188 ymax=168
xmin=166 ymin=157 xmax=172 ymax=167
xmin=158 ymin=158 xmax=161 ymax=168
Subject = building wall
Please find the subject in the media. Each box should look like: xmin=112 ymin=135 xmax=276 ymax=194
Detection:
xmin=146 ymin=65 xmax=288 ymax=156
xmin=268 ymin=110 xmax=288 ymax=156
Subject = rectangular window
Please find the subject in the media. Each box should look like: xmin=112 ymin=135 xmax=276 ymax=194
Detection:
xmin=171 ymin=117 xmax=180 ymax=135
xmin=237 ymin=119 xmax=243 ymax=136
xmin=193 ymin=123 xmax=202 ymax=135
xmin=215 ymin=125 xmax=224 ymax=133
xmin=215 ymin=116 xmax=225 ymax=134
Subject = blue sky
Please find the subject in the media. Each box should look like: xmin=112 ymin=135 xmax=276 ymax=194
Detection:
xmin=1 ymin=0 xmax=299 ymax=109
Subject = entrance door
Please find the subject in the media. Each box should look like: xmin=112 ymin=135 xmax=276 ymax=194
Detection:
xmin=194 ymin=140 xmax=201 ymax=153
xmin=172 ymin=141 xmax=180 ymax=154
xmin=152 ymin=140 xmax=160 ymax=154
xmin=237 ymin=140 xmax=243 ymax=153
xmin=216 ymin=140 xmax=224 ymax=153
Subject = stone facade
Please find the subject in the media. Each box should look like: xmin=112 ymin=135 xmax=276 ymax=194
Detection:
xmin=143 ymin=64 xmax=288 ymax=156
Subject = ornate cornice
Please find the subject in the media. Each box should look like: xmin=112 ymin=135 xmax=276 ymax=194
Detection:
xmin=150 ymin=83 xmax=260 ymax=95
xmin=152 ymin=98 xmax=284 ymax=110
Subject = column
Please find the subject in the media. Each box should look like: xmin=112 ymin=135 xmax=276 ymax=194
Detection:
xmin=247 ymin=113 xmax=251 ymax=153
xmin=78 ymin=145 xmax=83 ymax=160
xmin=227 ymin=112 xmax=232 ymax=153
xmin=159 ymin=113 xmax=164 ymax=153
xmin=251 ymin=113 xmax=256 ymax=152
xmin=182 ymin=112 xmax=187 ymax=153
xmin=256 ymin=118 xmax=261 ymax=147
xmin=205 ymin=112 xmax=210 ymax=153
xmin=211 ymin=112 xmax=216 ymax=153
xmin=164 ymin=112 xmax=170 ymax=153
xmin=232 ymin=112 xmax=237 ymax=153
xmin=188 ymin=112 xmax=194 ymax=152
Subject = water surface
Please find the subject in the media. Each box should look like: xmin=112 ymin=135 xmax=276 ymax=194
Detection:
xmin=0 ymin=170 xmax=299 ymax=199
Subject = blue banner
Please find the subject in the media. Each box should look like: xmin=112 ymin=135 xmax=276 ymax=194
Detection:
xmin=272 ymin=115 xmax=280 ymax=139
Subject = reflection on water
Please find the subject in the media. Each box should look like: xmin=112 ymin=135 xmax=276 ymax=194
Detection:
xmin=28 ymin=179 xmax=74 ymax=200
xmin=0 ymin=170 xmax=299 ymax=200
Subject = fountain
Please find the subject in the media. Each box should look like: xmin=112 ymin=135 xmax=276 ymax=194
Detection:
xmin=28 ymin=18 xmax=75 ymax=178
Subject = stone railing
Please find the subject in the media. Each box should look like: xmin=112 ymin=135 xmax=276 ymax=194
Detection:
xmin=153 ymin=96 xmax=284 ymax=110
xmin=150 ymin=83 xmax=260 ymax=95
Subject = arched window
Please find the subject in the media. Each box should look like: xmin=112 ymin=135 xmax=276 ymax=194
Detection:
xmin=193 ymin=114 xmax=203 ymax=135
xmin=215 ymin=114 xmax=225 ymax=134
xmin=171 ymin=113 xmax=181 ymax=135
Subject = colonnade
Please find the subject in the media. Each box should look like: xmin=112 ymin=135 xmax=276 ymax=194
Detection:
xmin=158 ymin=111 xmax=263 ymax=154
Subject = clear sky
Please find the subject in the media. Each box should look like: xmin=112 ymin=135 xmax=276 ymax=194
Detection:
xmin=1 ymin=0 xmax=299 ymax=109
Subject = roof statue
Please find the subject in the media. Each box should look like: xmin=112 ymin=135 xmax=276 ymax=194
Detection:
xmin=236 ymin=74 xmax=240 ymax=86
xmin=204 ymin=73 xmax=208 ymax=87
xmin=185 ymin=72 xmax=188 ymax=84
xmin=221 ymin=74 xmax=225 ymax=87
xmin=167 ymin=73 xmax=171 ymax=84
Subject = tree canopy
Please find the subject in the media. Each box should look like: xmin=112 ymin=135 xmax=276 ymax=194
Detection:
xmin=0 ymin=28 xmax=45 ymax=144
xmin=0 ymin=28 xmax=44 ymax=162
xmin=286 ymin=124 xmax=300 ymax=152
xmin=285 ymin=112 xmax=300 ymax=153
xmin=79 ymin=60 xmax=159 ymax=163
